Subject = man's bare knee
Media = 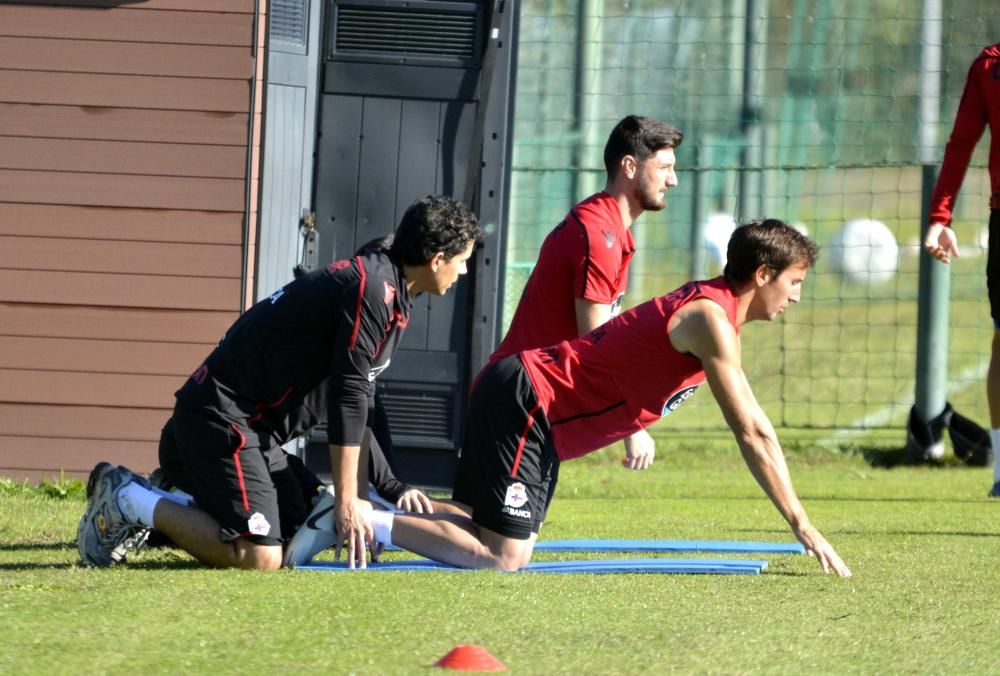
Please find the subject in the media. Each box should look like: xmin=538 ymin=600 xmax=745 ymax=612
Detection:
xmin=234 ymin=540 xmax=283 ymax=571
xmin=492 ymin=552 xmax=531 ymax=572
xmin=481 ymin=529 xmax=535 ymax=571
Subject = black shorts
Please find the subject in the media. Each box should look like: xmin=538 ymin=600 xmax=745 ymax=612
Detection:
xmin=158 ymin=382 xmax=321 ymax=547
xmin=452 ymin=355 xmax=560 ymax=540
xmin=987 ymin=209 xmax=1000 ymax=327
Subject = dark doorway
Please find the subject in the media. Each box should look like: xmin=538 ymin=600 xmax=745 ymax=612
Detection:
xmin=305 ymin=0 xmax=518 ymax=488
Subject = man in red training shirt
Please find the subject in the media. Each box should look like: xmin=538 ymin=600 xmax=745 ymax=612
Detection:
xmin=922 ymin=43 xmax=1000 ymax=496
xmin=371 ymin=219 xmax=852 ymax=577
xmin=494 ymin=115 xmax=683 ymax=471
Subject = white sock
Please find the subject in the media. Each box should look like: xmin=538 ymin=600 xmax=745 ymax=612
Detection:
xmin=370 ymin=510 xmax=395 ymax=548
xmin=992 ymin=429 xmax=1000 ymax=484
xmin=151 ymin=485 xmax=195 ymax=507
xmin=117 ymin=482 xmax=161 ymax=527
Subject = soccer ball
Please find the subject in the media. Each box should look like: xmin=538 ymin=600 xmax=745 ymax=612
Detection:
xmin=704 ymin=212 xmax=736 ymax=269
xmin=829 ymin=218 xmax=899 ymax=285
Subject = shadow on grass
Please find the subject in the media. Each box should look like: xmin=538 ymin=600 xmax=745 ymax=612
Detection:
xmin=859 ymin=445 xmax=970 ymax=469
xmin=0 ymin=559 xmax=205 ymax=571
xmin=831 ymin=529 xmax=1000 ymax=538
xmin=662 ymin=494 xmax=988 ymax=503
xmin=761 ymin=571 xmax=813 ymax=577
xmin=125 ymin=560 xmax=205 ymax=570
xmin=802 ymin=495 xmax=988 ymax=503
xmin=731 ymin=525 xmax=999 ymax=538
xmin=0 ymin=562 xmax=77 ymax=571
xmin=0 ymin=543 xmax=74 ymax=552
xmin=861 ymin=445 xmax=915 ymax=468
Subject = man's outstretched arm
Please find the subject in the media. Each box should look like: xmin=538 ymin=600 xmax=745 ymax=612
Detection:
xmin=674 ymin=301 xmax=852 ymax=576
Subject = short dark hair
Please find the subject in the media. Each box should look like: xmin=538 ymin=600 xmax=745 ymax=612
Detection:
xmin=603 ymin=115 xmax=683 ymax=179
xmin=389 ymin=196 xmax=483 ymax=266
xmin=354 ymin=235 xmax=394 ymax=256
xmin=723 ymin=218 xmax=818 ymax=285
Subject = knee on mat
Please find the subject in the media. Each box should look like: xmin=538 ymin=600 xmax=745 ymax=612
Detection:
xmin=491 ymin=548 xmax=533 ymax=572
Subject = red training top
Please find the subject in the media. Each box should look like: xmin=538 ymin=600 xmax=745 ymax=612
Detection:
xmin=930 ymin=43 xmax=1000 ymax=225
xmin=492 ymin=192 xmax=635 ymax=361
xmin=520 ymin=277 xmax=740 ymax=461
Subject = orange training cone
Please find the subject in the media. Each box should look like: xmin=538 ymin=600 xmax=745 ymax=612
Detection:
xmin=434 ymin=645 xmax=506 ymax=672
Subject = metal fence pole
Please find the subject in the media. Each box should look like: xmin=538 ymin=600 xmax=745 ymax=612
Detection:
xmin=737 ymin=0 xmax=757 ymax=222
xmin=690 ymin=145 xmax=707 ymax=280
xmin=573 ymin=0 xmax=603 ymax=202
xmin=914 ymin=0 xmax=949 ymax=426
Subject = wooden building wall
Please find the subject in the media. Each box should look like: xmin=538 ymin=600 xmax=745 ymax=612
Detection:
xmin=0 ymin=0 xmax=265 ymax=480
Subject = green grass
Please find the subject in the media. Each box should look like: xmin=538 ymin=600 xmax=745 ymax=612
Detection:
xmin=2 ymin=440 xmax=998 ymax=674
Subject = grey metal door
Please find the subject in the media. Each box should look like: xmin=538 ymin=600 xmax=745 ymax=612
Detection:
xmin=257 ymin=0 xmax=323 ymax=301
xmin=309 ymin=0 xmax=517 ymax=486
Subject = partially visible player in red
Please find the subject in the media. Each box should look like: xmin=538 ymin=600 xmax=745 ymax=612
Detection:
xmin=376 ymin=219 xmax=851 ymax=576
xmin=922 ymin=43 xmax=1000 ymax=497
xmin=493 ymin=115 xmax=683 ymax=471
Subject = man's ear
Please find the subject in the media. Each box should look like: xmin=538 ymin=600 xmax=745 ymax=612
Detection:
xmin=429 ymin=251 xmax=446 ymax=272
xmin=621 ymin=155 xmax=638 ymax=180
xmin=753 ymin=264 xmax=772 ymax=287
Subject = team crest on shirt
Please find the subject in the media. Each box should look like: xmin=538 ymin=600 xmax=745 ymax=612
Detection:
xmin=661 ymin=384 xmax=702 ymax=417
xmin=502 ymin=482 xmax=531 ymax=520
xmin=383 ymin=281 xmax=396 ymax=306
xmin=328 ymin=259 xmax=351 ymax=272
xmin=247 ymin=512 xmax=271 ymax=536
xmin=602 ymin=229 xmax=615 ymax=248
xmin=504 ymin=482 xmax=528 ymax=508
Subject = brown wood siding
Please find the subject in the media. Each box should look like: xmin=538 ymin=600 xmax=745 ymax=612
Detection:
xmin=0 ymin=104 xmax=250 ymax=145
xmin=0 ymin=6 xmax=254 ymax=46
xmin=0 ymin=0 xmax=263 ymax=481
xmin=0 ymin=37 xmax=253 ymax=79
xmin=0 ymin=138 xmax=248 ymax=178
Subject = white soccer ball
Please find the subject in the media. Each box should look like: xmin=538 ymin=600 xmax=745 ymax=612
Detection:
xmin=829 ymin=219 xmax=899 ymax=285
xmin=704 ymin=212 xmax=736 ymax=269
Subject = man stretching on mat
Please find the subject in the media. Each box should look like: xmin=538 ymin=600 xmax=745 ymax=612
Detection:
xmin=371 ymin=218 xmax=852 ymax=576
xmin=76 ymin=196 xmax=482 ymax=570
xmin=494 ymin=115 xmax=683 ymax=471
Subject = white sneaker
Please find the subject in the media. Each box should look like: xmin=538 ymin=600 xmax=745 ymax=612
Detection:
xmin=283 ymin=486 xmax=337 ymax=568
xmin=77 ymin=462 xmax=152 ymax=567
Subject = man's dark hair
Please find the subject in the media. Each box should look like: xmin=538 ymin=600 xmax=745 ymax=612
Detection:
xmin=603 ymin=115 xmax=683 ymax=179
xmin=723 ymin=218 xmax=818 ymax=285
xmin=355 ymin=235 xmax=394 ymax=256
xmin=390 ymin=195 xmax=483 ymax=266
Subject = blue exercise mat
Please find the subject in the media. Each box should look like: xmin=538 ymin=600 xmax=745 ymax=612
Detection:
xmin=296 ymin=557 xmax=768 ymax=575
xmin=533 ymin=539 xmax=805 ymax=555
xmin=383 ymin=539 xmax=803 ymax=555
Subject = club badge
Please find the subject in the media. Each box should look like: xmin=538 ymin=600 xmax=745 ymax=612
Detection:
xmin=504 ymin=482 xmax=528 ymax=508
xmin=248 ymin=512 xmax=271 ymax=536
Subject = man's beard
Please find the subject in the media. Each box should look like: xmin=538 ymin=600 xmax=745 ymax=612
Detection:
xmin=636 ymin=180 xmax=666 ymax=211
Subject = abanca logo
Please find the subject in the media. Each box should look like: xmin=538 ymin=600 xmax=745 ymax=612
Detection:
xmin=660 ymin=384 xmax=701 ymax=417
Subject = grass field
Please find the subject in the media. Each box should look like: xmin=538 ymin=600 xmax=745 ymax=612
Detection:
xmin=2 ymin=438 xmax=997 ymax=674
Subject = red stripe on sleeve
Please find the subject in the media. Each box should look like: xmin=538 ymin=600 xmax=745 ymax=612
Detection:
xmin=348 ymin=257 xmax=367 ymax=350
